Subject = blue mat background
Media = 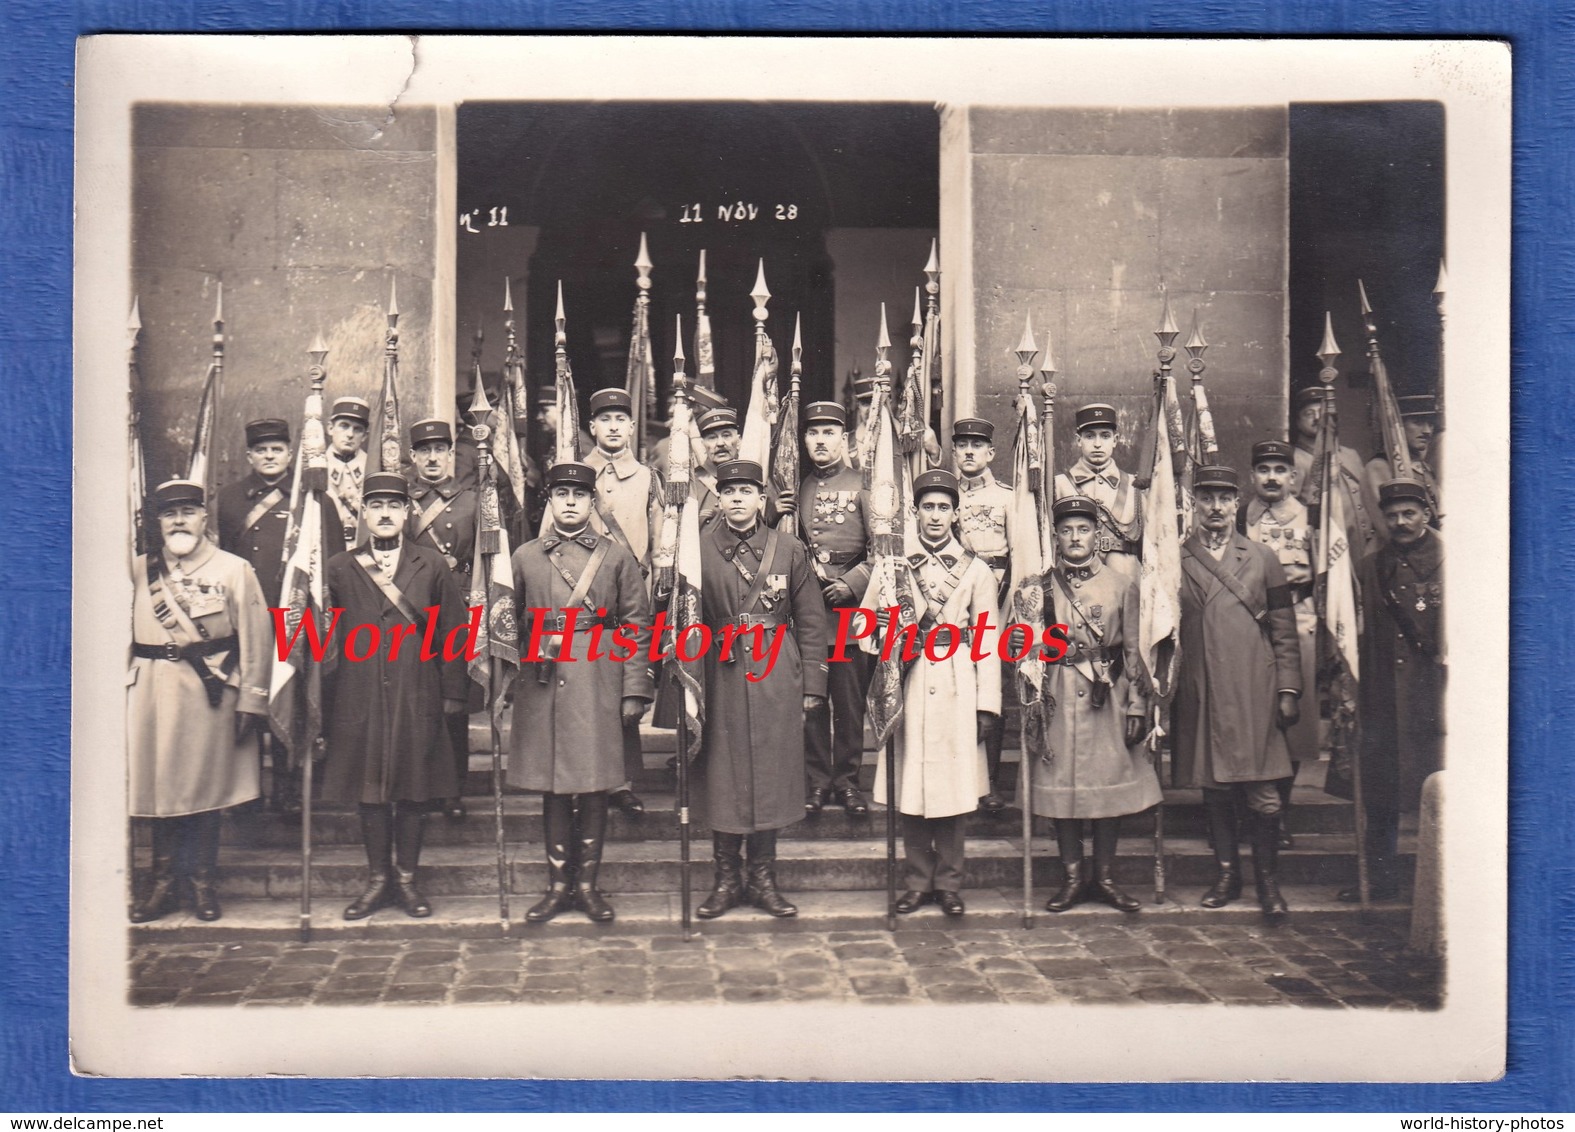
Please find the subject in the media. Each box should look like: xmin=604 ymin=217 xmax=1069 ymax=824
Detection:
xmin=3 ymin=3 xmax=1567 ymax=1113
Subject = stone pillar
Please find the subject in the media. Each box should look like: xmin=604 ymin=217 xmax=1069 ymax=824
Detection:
xmin=1409 ymin=770 xmax=1445 ymax=958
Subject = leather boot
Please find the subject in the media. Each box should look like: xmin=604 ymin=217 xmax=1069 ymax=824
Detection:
xmin=527 ymin=792 xmax=577 ymax=923
xmin=1045 ymin=819 xmax=1089 ymax=913
xmin=392 ymin=803 xmax=431 ymax=918
xmin=1251 ymin=809 xmax=1290 ymax=920
xmin=344 ymin=804 xmax=395 ymax=920
xmin=1200 ymin=788 xmax=1243 ymax=908
xmin=573 ymin=792 xmax=615 ymax=922
xmin=696 ymin=833 xmax=745 ymax=919
xmin=745 ymin=831 xmax=797 ymax=917
xmin=130 ymin=817 xmax=181 ymax=923
xmin=187 ymin=810 xmax=224 ymax=922
xmin=1091 ymin=817 xmax=1141 ymax=912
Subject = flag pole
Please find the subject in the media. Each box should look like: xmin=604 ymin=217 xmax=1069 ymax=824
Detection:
xmin=875 ymin=306 xmax=899 ymax=933
xmin=922 ymin=240 xmax=941 ymax=438
xmin=298 ymin=334 xmax=330 ymax=943
xmin=671 ymin=315 xmax=695 ymax=941
xmin=1317 ymin=315 xmax=1369 ymax=912
xmin=1013 ymin=318 xmax=1041 ymax=929
xmin=1359 ymin=280 xmax=1414 ymax=485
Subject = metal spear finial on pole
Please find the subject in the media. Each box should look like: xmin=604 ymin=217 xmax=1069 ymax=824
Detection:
xmin=127 ymin=296 xmax=142 ymax=355
xmin=751 ymin=258 xmax=771 ymax=326
xmin=1184 ymin=308 xmax=1217 ymax=459
xmin=1014 ymin=312 xmax=1040 ymax=392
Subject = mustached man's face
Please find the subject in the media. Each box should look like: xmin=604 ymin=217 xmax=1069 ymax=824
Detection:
xmin=158 ymin=504 xmax=207 ymax=558
xmin=1382 ymin=500 xmax=1432 ymax=546
xmin=1055 ymin=516 xmax=1096 ymax=564
xmin=548 ymin=484 xmax=592 ymax=529
xmin=412 ymin=441 xmax=453 ymax=483
xmin=952 ymin=437 xmax=994 ymax=477
xmin=247 ymin=441 xmax=292 ymax=481
xmin=804 ymin=423 xmax=846 ymax=468
xmin=1295 ymin=402 xmax=1322 ymax=443
xmin=1403 ymin=417 xmax=1436 ymax=461
xmin=916 ymin=493 xmax=956 ymax=543
xmin=702 ymin=428 xmax=740 ymax=466
xmin=1253 ymin=459 xmax=1293 ymax=504
xmin=1196 ymin=487 xmax=1239 ymax=534
xmin=718 ymin=481 xmax=764 ymax=528
xmin=364 ymin=495 xmax=408 ymax=538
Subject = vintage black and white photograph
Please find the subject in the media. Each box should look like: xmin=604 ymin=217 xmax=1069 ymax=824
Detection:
xmin=71 ymin=37 xmax=1508 ymax=1081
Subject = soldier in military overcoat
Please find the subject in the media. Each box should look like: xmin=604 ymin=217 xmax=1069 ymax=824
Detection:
xmin=695 ymin=460 xmax=828 ymax=920
xmin=1033 ymin=495 xmax=1159 ymax=914
xmin=797 ymin=401 xmax=874 ymax=818
xmin=321 ymin=472 xmax=470 ymax=921
xmin=128 ymin=480 xmax=272 ymax=923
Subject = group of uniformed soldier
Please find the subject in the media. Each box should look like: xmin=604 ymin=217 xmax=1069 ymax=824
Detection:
xmin=128 ymin=366 xmax=1444 ymax=928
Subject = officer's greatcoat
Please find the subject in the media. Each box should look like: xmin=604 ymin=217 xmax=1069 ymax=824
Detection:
xmin=215 ymin=471 xmax=294 ymax=606
xmin=321 ymin=542 xmax=470 ymax=805
xmin=1244 ymin=496 xmax=1319 ymax=766
xmin=1173 ymin=531 xmax=1303 ymax=787
xmin=1356 ymin=530 xmax=1445 ymax=813
xmin=407 ymin=476 xmax=479 ymax=580
xmin=507 ymin=529 xmax=655 ymax=794
xmin=874 ymin=538 xmax=1001 ymax=819
xmin=128 ymin=543 xmax=271 ymax=816
xmin=1030 ymin=559 xmax=1160 ymax=819
xmin=699 ymin=521 xmax=829 ymax=834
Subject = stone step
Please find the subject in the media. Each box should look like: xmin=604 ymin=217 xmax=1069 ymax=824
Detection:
xmin=128 ymin=885 xmax=1412 ymax=944
xmin=135 ymin=833 xmax=1414 ymax=900
xmin=212 ymin=785 xmax=1365 ymax=848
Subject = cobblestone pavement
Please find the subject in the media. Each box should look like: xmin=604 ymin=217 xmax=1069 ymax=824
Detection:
xmin=129 ymin=920 xmax=1441 ymax=1008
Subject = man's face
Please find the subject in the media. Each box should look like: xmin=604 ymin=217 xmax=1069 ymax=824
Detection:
xmin=1077 ymin=426 xmax=1116 ymax=470
xmin=1196 ymin=487 xmax=1239 ymax=533
xmin=246 ymin=440 xmax=292 ymax=480
xmin=916 ymin=493 xmax=956 ymax=543
xmin=548 ymin=484 xmax=592 ymax=529
xmin=537 ymin=403 xmax=560 ymax=436
xmin=1403 ymin=417 xmax=1436 ymax=462
xmin=805 ymin=423 xmax=846 ymax=468
xmin=412 ymin=440 xmax=453 ymax=483
xmin=590 ymin=409 xmax=632 ymax=454
xmin=328 ymin=418 xmax=368 ymax=456
xmin=1295 ymin=402 xmax=1322 ymax=443
xmin=158 ymin=504 xmax=207 ymax=558
xmin=1382 ymin=500 xmax=1432 ymax=546
xmin=702 ymin=427 xmax=740 ymax=466
xmin=952 ymin=437 xmax=994 ymax=477
xmin=1055 ymin=516 xmax=1097 ymax=564
xmin=1252 ymin=459 xmax=1293 ymax=504
xmin=364 ymin=495 xmax=408 ymax=538
xmin=718 ymin=481 xmax=763 ymax=528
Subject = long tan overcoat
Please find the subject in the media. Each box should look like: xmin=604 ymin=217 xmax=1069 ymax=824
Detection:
xmin=507 ymin=529 xmax=654 ymax=794
xmin=875 ymin=539 xmax=1001 ymax=820
xmin=1172 ymin=531 xmax=1303 ymax=787
xmin=127 ymin=543 xmax=271 ymax=817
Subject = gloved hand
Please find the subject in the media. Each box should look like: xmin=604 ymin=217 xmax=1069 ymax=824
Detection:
xmin=443 ymin=698 xmax=467 ymax=716
xmin=622 ymin=697 xmax=648 ymax=726
xmin=976 ymin=711 xmax=999 ymax=745
xmin=823 ymin=579 xmax=854 ymax=606
xmin=1277 ymin=691 xmax=1300 ymax=728
xmin=803 ymin=694 xmax=826 ymax=715
xmin=1124 ymin=714 xmax=1149 ymax=747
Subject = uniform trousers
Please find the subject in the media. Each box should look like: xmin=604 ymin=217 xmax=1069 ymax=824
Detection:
xmin=901 ymin=812 xmax=967 ymax=893
xmin=806 ymin=647 xmax=872 ymax=792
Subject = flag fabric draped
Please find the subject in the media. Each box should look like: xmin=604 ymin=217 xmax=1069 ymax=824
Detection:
xmin=374 ymin=344 xmax=403 ymax=474
xmin=860 ymin=380 xmax=921 ymax=747
xmin=1006 ymin=385 xmax=1055 ymax=751
xmin=769 ymin=378 xmax=800 ymax=521
xmin=896 ymin=331 xmax=927 ymax=475
xmin=554 ymin=345 xmax=581 ymax=468
xmin=186 ymin=359 xmax=221 ymax=496
xmin=740 ymin=330 xmax=779 ymax=469
xmin=653 ymin=388 xmax=705 ymax=753
xmin=269 ymin=388 xmax=333 ymax=765
xmin=694 ymin=309 xmax=715 ymax=390
xmin=466 ymin=416 xmax=520 ymax=728
xmin=1138 ymin=379 xmax=1185 ymax=706
xmin=1313 ymin=390 xmax=1362 ymax=784
xmin=625 ymin=291 xmax=656 ymax=460
xmin=492 ymin=374 xmax=529 ymax=516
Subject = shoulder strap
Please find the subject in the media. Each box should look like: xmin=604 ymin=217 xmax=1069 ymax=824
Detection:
xmin=352 ymin=547 xmax=421 ymax=621
xmin=739 ymin=528 xmax=781 ymax=616
xmin=1188 ymin=543 xmax=1268 ymax=623
xmin=144 ymin=553 xmax=208 ymax=645
xmin=548 ymin=540 xmax=611 ymax=614
xmin=241 ymin=487 xmax=285 ymax=534
xmin=413 ymin=490 xmax=449 ymax=539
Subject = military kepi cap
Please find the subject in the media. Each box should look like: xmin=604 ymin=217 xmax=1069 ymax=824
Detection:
xmin=1052 ymin=495 xmax=1100 ymax=524
xmin=1292 ymin=385 xmax=1327 ymax=411
xmin=1251 ymin=440 xmax=1296 ymax=466
xmin=951 ymin=417 xmax=995 ymax=443
xmin=1378 ymin=478 xmax=1431 ymax=508
xmin=330 ymin=397 xmax=371 ymax=426
xmin=589 ymin=387 xmax=633 ymax=417
xmin=152 ymin=479 xmax=205 ymax=512
xmin=698 ymin=407 xmax=740 ymax=434
xmin=1397 ymin=394 xmax=1439 ymax=419
xmin=363 ymin=471 xmax=409 ymax=501
xmin=852 ymin=375 xmax=875 ymax=401
xmin=1193 ymin=464 xmax=1240 ymax=491
xmin=1074 ymin=403 xmax=1118 ymax=433
xmin=546 ymin=461 xmax=596 ymax=491
xmin=715 ymin=459 xmax=765 ymax=487
xmin=913 ymin=468 xmax=960 ymax=504
xmin=245 ymin=418 xmax=291 ymax=447
xmin=409 ymin=418 xmax=454 ymax=447
xmin=689 ymin=385 xmax=728 ymax=413
xmin=804 ymin=401 xmax=847 ymax=428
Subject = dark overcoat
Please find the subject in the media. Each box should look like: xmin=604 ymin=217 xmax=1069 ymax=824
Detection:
xmin=1356 ymin=530 xmax=1445 ymax=813
xmin=507 ymin=529 xmax=655 ymax=794
xmin=1172 ymin=531 xmax=1303 ymax=787
xmin=699 ymin=522 xmax=829 ymax=834
xmin=321 ymin=542 xmax=470 ymax=804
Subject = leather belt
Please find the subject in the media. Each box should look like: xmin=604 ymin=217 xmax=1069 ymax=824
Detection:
xmin=810 ymin=547 xmax=862 ymax=566
xmin=1286 ymin=581 xmax=1314 ymax=606
xmin=981 ymin=554 xmax=1009 ymax=569
xmin=133 ymin=636 xmax=239 ymax=662
xmin=730 ymin=613 xmax=785 ymax=630
xmin=541 ymin=612 xmax=617 ymax=633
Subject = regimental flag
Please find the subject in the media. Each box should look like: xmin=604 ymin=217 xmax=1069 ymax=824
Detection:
xmin=1007 ymin=384 xmax=1054 ymax=751
xmin=269 ymin=381 xmax=333 ymax=765
xmin=554 ymin=282 xmax=581 ymax=467
xmin=740 ymin=336 xmax=779 ymax=470
xmin=1138 ymin=377 xmax=1185 ymax=705
xmin=626 ymin=235 xmax=657 ymax=461
xmin=769 ymin=315 xmax=803 ymax=525
xmin=127 ymin=297 xmax=148 ymax=561
xmin=187 ymin=359 xmax=221 ymax=499
xmin=860 ymin=378 xmax=921 ymax=747
xmin=493 ymin=374 xmax=529 ymax=516
xmin=375 ymin=281 xmax=403 ymax=474
xmin=896 ymin=291 xmax=928 ymax=476
xmin=694 ymin=249 xmax=717 ymax=391
xmin=1313 ymin=387 xmax=1362 ymax=786
xmin=465 ymin=388 xmax=520 ymax=727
